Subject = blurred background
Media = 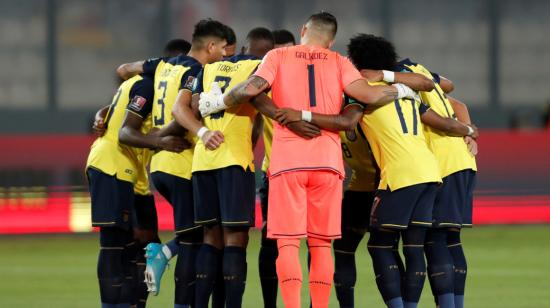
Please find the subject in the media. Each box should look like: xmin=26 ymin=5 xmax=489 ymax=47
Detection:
xmin=1 ymin=0 xmax=549 ymax=307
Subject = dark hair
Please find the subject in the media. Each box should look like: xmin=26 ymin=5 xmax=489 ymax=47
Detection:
xmin=163 ymin=39 xmax=191 ymax=57
xmin=247 ymin=27 xmax=275 ymax=45
xmin=191 ymin=19 xmax=227 ymax=43
xmin=307 ymin=11 xmax=338 ymax=36
xmin=272 ymin=29 xmax=296 ymax=45
xmin=225 ymin=25 xmax=237 ymax=45
xmin=347 ymin=34 xmax=398 ymax=71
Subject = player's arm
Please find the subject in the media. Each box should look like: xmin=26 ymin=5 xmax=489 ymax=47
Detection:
xmin=92 ymin=105 xmax=110 ymax=136
xmin=447 ymin=95 xmax=478 ymax=155
xmin=420 ymin=105 xmax=478 ymax=139
xmin=116 ymin=60 xmax=144 ymax=80
xmin=251 ymin=93 xmax=321 ymax=139
xmin=275 ymin=104 xmax=364 ymax=132
xmin=343 ymin=79 xmax=417 ymax=106
xmin=361 ymin=69 xmax=435 ymax=92
xmin=437 ymin=75 xmax=454 ymax=93
xmin=119 ymin=112 xmax=189 ymax=152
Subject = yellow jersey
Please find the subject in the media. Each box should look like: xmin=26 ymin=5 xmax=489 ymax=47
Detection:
xmin=399 ymin=59 xmax=477 ymax=177
xmin=347 ymin=82 xmax=442 ymax=191
xmin=340 ymin=122 xmax=378 ymax=192
xmin=261 ymin=115 xmax=273 ymax=172
xmin=86 ymin=75 xmax=154 ymax=186
xmin=144 ymin=55 xmax=202 ymax=180
xmin=191 ymin=55 xmax=262 ymax=172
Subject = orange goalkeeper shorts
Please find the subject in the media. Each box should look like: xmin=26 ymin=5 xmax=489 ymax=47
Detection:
xmin=267 ymin=170 xmax=343 ymax=240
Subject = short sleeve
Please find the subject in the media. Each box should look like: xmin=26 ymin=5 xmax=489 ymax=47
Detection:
xmin=431 ymin=72 xmax=441 ymax=84
xmin=179 ymin=64 xmax=202 ymax=91
xmin=127 ymin=76 xmax=154 ymax=118
xmin=343 ymin=94 xmax=366 ymax=110
xmin=192 ymin=69 xmax=205 ymax=95
xmin=253 ymin=49 xmax=280 ymax=86
xmin=339 ymin=55 xmax=363 ymax=88
xmin=143 ymin=57 xmax=166 ymax=77
xmin=418 ymin=100 xmax=431 ymax=115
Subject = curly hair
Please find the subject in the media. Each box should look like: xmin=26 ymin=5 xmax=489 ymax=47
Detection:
xmin=347 ymin=34 xmax=398 ymax=71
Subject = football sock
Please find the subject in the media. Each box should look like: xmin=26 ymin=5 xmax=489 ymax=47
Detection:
xmin=98 ymin=227 xmax=127 ymax=305
xmin=165 ymin=238 xmax=179 ymax=259
xmin=211 ymin=250 xmax=226 ymax=308
xmin=308 ymin=237 xmax=333 ymax=308
xmin=401 ymin=227 xmax=427 ymax=306
xmin=175 ymin=242 xmax=200 ymax=306
xmin=120 ymin=235 xmax=138 ymax=306
xmin=259 ymin=237 xmax=278 ymax=308
xmin=385 ymin=297 xmax=404 ymax=308
xmin=276 ymin=238 xmax=302 ymax=308
xmin=448 ymin=229 xmax=467 ymax=308
xmin=333 ymin=230 xmax=363 ymax=308
xmin=195 ymin=244 xmax=221 ymax=308
xmin=223 ymin=246 xmax=247 ymax=308
xmin=367 ymin=230 xmax=402 ymax=303
xmin=425 ymin=229 xmax=455 ymax=308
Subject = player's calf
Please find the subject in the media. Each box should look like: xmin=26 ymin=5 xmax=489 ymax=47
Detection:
xmin=368 ymin=229 xmax=403 ymax=308
xmin=401 ymin=227 xmax=428 ymax=308
xmin=333 ymin=229 xmax=364 ymax=308
xmin=97 ymin=227 xmax=128 ymax=307
xmin=425 ymin=228 xmax=455 ymax=308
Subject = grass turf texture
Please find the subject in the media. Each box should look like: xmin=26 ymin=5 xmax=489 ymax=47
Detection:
xmin=1 ymin=225 xmax=549 ymax=307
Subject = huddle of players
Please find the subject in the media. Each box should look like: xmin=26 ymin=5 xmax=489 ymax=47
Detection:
xmin=85 ymin=15 xmax=477 ymax=308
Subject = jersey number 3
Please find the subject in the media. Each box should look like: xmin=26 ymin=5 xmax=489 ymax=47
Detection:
xmin=210 ymin=76 xmax=232 ymax=119
xmin=154 ymin=81 xmax=168 ymax=126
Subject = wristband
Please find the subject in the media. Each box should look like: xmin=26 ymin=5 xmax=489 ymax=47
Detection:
xmin=466 ymin=125 xmax=474 ymax=136
xmin=197 ymin=126 xmax=209 ymax=138
xmin=382 ymin=70 xmax=395 ymax=83
xmin=301 ymin=110 xmax=312 ymax=122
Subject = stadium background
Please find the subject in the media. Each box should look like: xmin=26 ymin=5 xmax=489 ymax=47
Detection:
xmin=1 ymin=0 xmax=549 ymax=307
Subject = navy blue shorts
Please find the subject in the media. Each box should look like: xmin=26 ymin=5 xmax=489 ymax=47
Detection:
xmin=433 ymin=169 xmax=477 ymax=228
xmin=151 ymin=171 xmax=198 ymax=234
xmin=370 ymin=183 xmax=438 ymax=230
xmin=342 ymin=190 xmax=375 ymax=233
xmin=87 ymin=167 xmax=134 ymax=230
xmin=193 ymin=166 xmax=256 ymax=227
xmin=132 ymin=194 xmax=158 ymax=231
xmin=259 ymin=171 xmax=269 ymax=222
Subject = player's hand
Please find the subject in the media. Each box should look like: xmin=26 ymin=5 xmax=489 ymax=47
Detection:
xmin=287 ymin=121 xmax=321 ymax=139
xmin=202 ymin=130 xmax=224 ymax=150
xmin=360 ymin=69 xmax=384 ymax=82
xmin=393 ymin=83 xmax=420 ymax=101
xmin=464 ymin=136 xmax=478 ymax=156
xmin=275 ymin=108 xmax=302 ymax=125
xmin=92 ymin=118 xmax=106 ymax=136
xmin=157 ymin=136 xmax=190 ymax=152
xmin=198 ymin=82 xmax=226 ymax=117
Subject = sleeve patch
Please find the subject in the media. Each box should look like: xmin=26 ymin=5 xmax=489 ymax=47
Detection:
xmin=129 ymin=95 xmax=147 ymax=111
xmin=184 ymin=75 xmax=196 ymax=90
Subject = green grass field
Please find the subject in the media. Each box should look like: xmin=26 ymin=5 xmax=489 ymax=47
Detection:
xmin=2 ymin=225 xmax=550 ymax=307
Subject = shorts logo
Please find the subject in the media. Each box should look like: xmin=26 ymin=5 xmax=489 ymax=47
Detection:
xmin=125 ymin=169 xmax=133 ymax=175
xmin=184 ymin=75 xmax=196 ymax=90
xmin=122 ymin=210 xmax=129 ymax=222
xmin=345 ymin=129 xmax=357 ymax=141
xmin=129 ymin=95 xmax=147 ymax=111
xmin=370 ymin=196 xmax=381 ymax=226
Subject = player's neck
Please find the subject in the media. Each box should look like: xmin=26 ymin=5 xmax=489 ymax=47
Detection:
xmin=300 ymin=37 xmax=329 ymax=49
xmin=187 ymin=49 xmax=209 ymax=65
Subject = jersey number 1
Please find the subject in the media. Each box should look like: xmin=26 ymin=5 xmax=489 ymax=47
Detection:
xmin=395 ymin=99 xmax=418 ymax=135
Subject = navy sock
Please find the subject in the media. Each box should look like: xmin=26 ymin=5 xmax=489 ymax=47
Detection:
xmin=403 ymin=302 xmax=417 ymax=308
xmin=120 ymin=237 xmax=138 ymax=306
xmin=223 ymin=246 xmax=247 ymax=308
xmin=258 ymin=237 xmax=278 ymax=308
xmin=166 ymin=238 xmax=179 ymax=258
xmin=401 ymin=227 xmax=427 ymax=305
xmin=174 ymin=305 xmax=191 ymax=308
xmin=425 ymin=229 xmax=455 ymax=308
xmin=195 ymin=244 xmax=221 ymax=308
xmin=175 ymin=242 xmax=200 ymax=306
xmin=448 ymin=230 xmax=467 ymax=308
xmin=368 ymin=230 xmax=402 ymax=303
xmin=98 ymin=228 xmax=127 ymax=305
xmin=211 ymin=250 xmax=225 ymax=308
xmin=386 ymin=297 xmax=404 ymax=308
xmin=333 ymin=230 xmax=363 ymax=308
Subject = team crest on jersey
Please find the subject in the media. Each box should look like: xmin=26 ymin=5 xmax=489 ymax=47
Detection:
xmin=184 ymin=75 xmax=196 ymax=90
xmin=129 ymin=96 xmax=147 ymax=111
xmin=345 ymin=129 xmax=357 ymax=141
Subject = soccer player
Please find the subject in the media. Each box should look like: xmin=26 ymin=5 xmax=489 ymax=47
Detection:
xmin=170 ymin=27 xmax=274 ymax=308
xmin=86 ymin=73 xmax=187 ymax=308
xmin=255 ymin=28 xmax=298 ymax=308
xmin=117 ymin=19 xmax=228 ymax=307
xmin=274 ymin=33 xmax=478 ymax=308
xmin=397 ymin=58 xmax=477 ymax=308
xmin=198 ymin=12 xmax=420 ymax=308
xmin=224 ymin=26 xmax=238 ymax=57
